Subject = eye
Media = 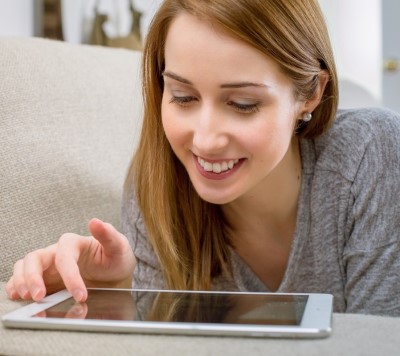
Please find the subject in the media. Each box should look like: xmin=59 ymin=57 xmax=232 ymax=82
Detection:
xmin=227 ymin=100 xmax=260 ymax=114
xmin=169 ymin=95 xmax=197 ymax=107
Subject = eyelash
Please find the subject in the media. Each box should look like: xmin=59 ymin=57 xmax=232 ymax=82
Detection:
xmin=169 ymin=96 xmax=260 ymax=114
xmin=227 ymin=101 xmax=260 ymax=114
xmin=169 ymin=96 xmax=196 ymax=106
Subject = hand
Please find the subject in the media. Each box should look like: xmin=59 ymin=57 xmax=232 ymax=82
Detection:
xmin=5 ymin=218 xmax=136 ymax=302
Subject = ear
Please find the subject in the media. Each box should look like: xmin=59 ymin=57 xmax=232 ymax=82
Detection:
xmin=301 ymin=70 xmax=329 ymax=113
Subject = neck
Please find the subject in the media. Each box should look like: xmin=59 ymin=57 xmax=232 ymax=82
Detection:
xmin=222 ymin=137 xmax=302 ymax=243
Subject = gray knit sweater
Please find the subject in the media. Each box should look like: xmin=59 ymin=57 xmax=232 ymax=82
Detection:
xmin=121 ymin=108 xmax=400 ymax=316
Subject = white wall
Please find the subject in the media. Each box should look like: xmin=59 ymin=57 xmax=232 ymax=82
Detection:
xmin=318 ymin=0 xmax=382 ymax=102
xmin=0 ymin=0 xmax=36 ymax=37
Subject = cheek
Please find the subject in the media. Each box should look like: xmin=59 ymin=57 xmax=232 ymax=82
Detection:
xmin=240 ymin=111 xmax=296 ymax=160
xmin=161 ymin=99 xmax=187 ymax=150
xmin=161 ymin=96 xmax=175 ymax=138
xmin=244 ymin=111 xmax=294 ymax=143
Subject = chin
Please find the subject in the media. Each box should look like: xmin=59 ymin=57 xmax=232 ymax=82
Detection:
xmin=193 ymin=186 xmax=237 ymax=206
xmin=186 ymin=169 xmax=242 ymax=205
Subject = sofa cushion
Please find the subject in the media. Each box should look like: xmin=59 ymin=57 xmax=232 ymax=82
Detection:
xmin=0 ymin=37 xmax=142 ymax=281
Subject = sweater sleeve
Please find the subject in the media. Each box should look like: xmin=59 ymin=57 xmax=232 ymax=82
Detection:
xmin=120 ymin=184 xmax=165 ymax=290
xmin=343 ymin=109 xmax=400 ymax=315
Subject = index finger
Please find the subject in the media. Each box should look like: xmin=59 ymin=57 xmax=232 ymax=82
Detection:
xmin=54 ymin=233 xmax=93 ymax=302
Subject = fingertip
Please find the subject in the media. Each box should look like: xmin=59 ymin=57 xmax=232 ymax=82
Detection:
xmin=6 ymin=286 xmax=19 ymax=301
xmin=89 ymin=219 xmax=119 ymax=245
xmin=89 ymin=217 xmax=99 ymax=224
xmin=31 ymin=285 xmax=46 ymax=302
xmin=88 ymin=218 xmax=106 ymax=236
xmin=72 ymin=288 xmax=88 ymax=303
xmin=20 ymin=290 xmax=33 ymax=301
xmin=88 ymin=217 xmax=103 ymax=227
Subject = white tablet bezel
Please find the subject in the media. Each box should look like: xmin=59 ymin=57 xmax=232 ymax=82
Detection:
xmin=2 ymin=288 xmax=333 ymax=338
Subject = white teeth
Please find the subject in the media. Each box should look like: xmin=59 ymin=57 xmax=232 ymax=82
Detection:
xmin=214 ymin=163 xmax=223 ymax=173
xmin=197 ymin=157 xmax=240 ymax=173
xmin=204 ymin=162 xmax=213 ymax=171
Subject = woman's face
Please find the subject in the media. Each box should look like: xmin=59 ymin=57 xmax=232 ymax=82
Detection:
xmin=162 ymin=13 xmax=307 ymax=205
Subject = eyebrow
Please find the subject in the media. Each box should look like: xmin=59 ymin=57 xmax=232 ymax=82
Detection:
xmin=162 ymin=71 xmax=269 ymax=89
xmin=162 ymin=71 xmax=192 ymax=85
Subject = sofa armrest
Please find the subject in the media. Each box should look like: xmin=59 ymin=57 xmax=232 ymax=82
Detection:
xmin=0 ymin=37 xmax=142 ymax=281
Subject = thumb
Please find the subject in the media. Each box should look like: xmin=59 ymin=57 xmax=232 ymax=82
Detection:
xmin=88 ymin=218 xmax=127 ymax=255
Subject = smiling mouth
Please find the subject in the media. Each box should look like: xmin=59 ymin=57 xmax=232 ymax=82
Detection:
xmin=197 ymin=157 xmax=240 ymax=174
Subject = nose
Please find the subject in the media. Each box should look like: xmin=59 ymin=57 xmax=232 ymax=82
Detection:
xmin=192 ymin=105 xmax=229 ymax=155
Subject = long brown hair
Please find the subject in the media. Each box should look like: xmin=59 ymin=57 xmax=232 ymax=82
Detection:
xmin=126 ymin=0 xmax=338 ymax=290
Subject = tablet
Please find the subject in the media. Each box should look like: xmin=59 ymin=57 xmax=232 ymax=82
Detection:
xmin=2 ymin=288 xmax=333 ymax=338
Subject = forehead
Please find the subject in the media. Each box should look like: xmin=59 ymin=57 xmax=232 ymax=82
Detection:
xmin=164 ymin=13 xmax=289 ymax=86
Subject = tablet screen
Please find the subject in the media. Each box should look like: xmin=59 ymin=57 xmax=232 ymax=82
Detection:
xmin=33 ymin=290 xmax=308 ymax=326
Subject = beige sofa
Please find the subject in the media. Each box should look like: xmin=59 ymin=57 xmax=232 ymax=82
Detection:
xmin=1 ymin=37 xmax=400 ymax=356
xmin=0 ymin=37 xmax=142 ymax=282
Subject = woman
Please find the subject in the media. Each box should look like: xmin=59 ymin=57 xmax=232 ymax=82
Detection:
xmin=6 ymin=0 xmax=400 ymax=316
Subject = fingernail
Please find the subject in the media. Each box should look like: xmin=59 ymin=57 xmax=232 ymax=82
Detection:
xmin=73 ymin=289 xmax=84 ymax=302
xmin=18 ymin=286 xmax=28 ymax=298
xmin=32 ymin=285 xmax=42 ymax=300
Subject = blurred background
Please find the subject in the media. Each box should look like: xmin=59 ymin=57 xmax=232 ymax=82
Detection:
xmin=0 ymin=0 xmax=399 ymax=113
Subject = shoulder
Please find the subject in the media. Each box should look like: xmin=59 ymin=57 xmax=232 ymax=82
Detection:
xmin=329 ymin=107 xmax=400 ymax=143
xmin=309 ymin=107 xmax=400 ymax=181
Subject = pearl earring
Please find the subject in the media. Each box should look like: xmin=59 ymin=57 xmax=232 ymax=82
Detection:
xmin=302 ymin=112 xmax=312 ymax=122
